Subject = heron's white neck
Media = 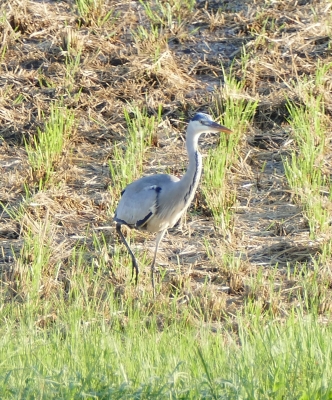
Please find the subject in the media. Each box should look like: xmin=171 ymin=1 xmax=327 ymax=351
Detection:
xmin=179 ymin=130 xmax=203 ymax=205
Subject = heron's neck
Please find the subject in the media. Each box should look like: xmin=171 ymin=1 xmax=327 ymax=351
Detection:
xmin=180 ymin=134 xmax=203 ymax=204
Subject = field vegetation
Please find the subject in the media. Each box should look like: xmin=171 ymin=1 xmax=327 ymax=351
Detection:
xmin=1 ymin=0 xmax=332 ymax=397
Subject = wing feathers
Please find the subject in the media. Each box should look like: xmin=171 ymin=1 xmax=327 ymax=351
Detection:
xmin=114 ymin=184 xmax=161 ymax=229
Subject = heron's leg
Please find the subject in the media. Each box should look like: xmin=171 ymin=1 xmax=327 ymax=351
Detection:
xmin=116 ymin=223 xmax=139 ymax=284
xmin=151 ymin=229 xmax=167 ymax=297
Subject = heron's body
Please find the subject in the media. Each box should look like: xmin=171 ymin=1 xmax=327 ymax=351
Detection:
xmin=115 ymin=152 xmax=202 ymax=232
xmin=114 ymin=112 xmax=231 ymax=295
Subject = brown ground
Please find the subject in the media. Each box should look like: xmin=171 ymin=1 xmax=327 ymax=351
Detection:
xmin=1 ymin=0 xmax=332 ymax=320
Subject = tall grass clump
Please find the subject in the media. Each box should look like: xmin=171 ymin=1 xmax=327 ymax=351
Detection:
xmin=203 ymin=65 xmax=258 ymax=231
xmin=139 ymin=0 xmax=195 ymax=29
xmin=15 ymin=215 xmax=54 ymax=302
xmin=284 ymin=65 xmax=332 ymax=237
xmin=75 ymin=0 xmax=114 ymax=26
xmin=109 ymin=105 xmax=162 ymax=207
xmin=25 ymin=103 xmax=75 ymax=189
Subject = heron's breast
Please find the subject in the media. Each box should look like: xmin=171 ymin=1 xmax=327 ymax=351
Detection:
xmin=142 ymin=202 xmax=183 ymax=232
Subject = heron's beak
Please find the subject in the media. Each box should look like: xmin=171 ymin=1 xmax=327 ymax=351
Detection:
xmin=202 ymin=120 xmax=232 ymax=133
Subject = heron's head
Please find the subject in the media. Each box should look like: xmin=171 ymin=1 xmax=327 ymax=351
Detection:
xmin=188 ymin=113 xmax=232 ymax=136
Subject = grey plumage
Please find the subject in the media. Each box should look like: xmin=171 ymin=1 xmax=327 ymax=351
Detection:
xmin=114 ymin=112 xmax=232 ymax=296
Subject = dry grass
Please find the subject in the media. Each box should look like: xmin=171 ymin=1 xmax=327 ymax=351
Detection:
xmin=1 ymin=0 xmax=332 ymax=328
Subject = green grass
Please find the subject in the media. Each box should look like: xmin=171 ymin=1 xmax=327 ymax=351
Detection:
xmin=75 ymin=0 xmax=115 ymax=26
xmin=64 ymin=50 xmax=82 ymax=91
xmin=202 ymin=65 xmax=258 ymax=231
xmin=0 ymin=294 xmax=331 ymax=398
xmin=139 ymin=0 xmax=195 ymax=29
xmin=133 ymin=24 xmax=161 ymax=43
xmin=284 ymin=64 xmax=332 ymax=237
xmin=24 ymin=103 xmax=75 ymax=189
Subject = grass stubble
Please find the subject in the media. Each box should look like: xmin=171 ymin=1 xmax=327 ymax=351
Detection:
xmin=0 ymin=0 xmax=332 ymax=397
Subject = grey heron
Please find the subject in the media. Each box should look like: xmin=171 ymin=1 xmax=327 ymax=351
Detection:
xmin=114 ymin=112 xmax=232 ymax=295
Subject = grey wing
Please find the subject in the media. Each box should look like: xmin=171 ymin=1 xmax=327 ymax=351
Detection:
xmin=114 ymin=174 xmax=179 ymax=229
